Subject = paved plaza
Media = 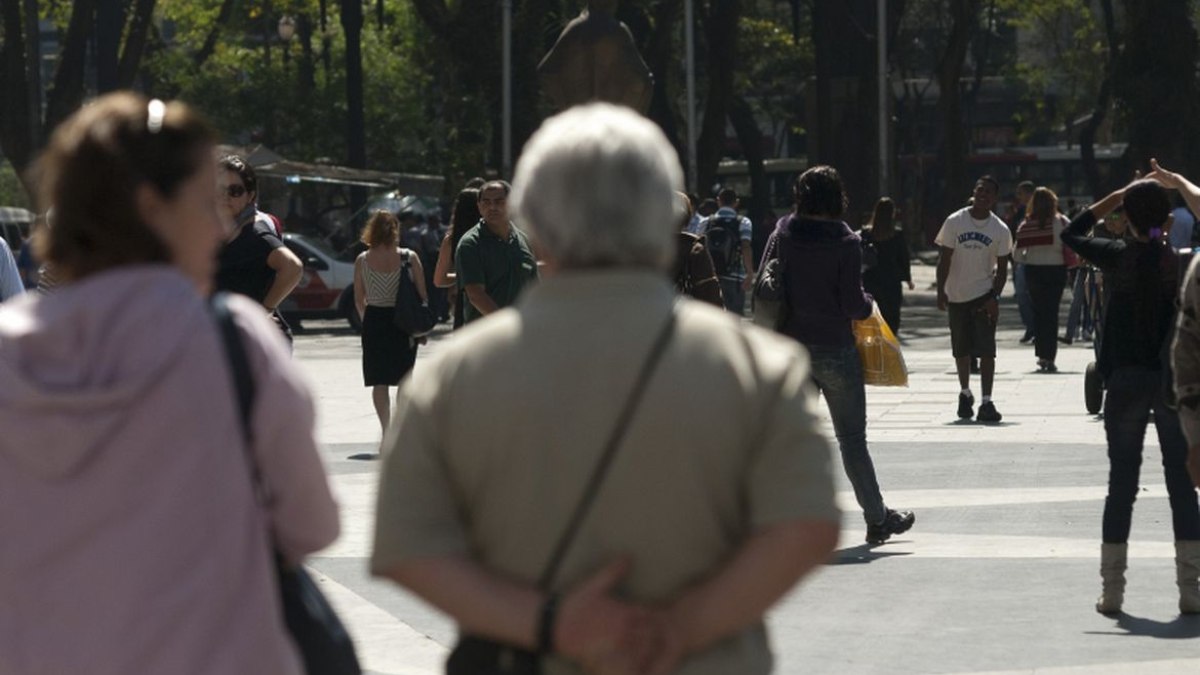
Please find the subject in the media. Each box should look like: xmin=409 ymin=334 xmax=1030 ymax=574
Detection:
xmin=291 ymin=263 xmax=1200 ymax=674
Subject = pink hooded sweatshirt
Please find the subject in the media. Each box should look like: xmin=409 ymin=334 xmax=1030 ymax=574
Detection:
xmin=0 ymin=266 xmax=339 ymax=675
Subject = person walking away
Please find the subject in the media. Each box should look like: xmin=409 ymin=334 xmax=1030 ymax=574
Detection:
xmin=1015 ymin=187 xmax=1069 ymax=372
xmin=859 ymin=197 xmax=913 ymax=333
xmin=672 ymin=191 xmax=723 ymax=306
xmin=354 ymin=210 xmax=426 ymax=433
xmin=764 ymin=166 xmax=915 ymax=544
xmin=936 ymin=176 xmax=1013 ymax=422
xmin=371 ymin=103 xmax=839 ymax=675
xmin=433 ymin=188 xmax=482 ymax=330
xmin=1063 ymin=162 xmax=1199 ymax=615
xmin=697 ymin=188 xmax=755 ymax=315
xmin=0 ymin=92 xmax=338 ymax=675
xmin=455 ymin=181 xmax=539 ymax=324
xmin=1011 ymin=180 xmax=1036 ymax=343
xmin=214 ymin=155 xmax=304 ymax=346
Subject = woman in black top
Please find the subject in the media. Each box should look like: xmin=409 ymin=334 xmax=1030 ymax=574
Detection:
xmin=1063 ymin=169 xmax=1200 ymax=616
xmin=859 ymin=198 xmax=913 ymax=333
xmin=432 ymin=188 xmax=481 ymax=330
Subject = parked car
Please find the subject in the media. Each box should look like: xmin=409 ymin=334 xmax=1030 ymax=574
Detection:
xmin=280 ymin=233 xmax=361 ymax=331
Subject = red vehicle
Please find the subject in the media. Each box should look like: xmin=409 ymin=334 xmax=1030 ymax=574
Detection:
xmin=280 ymin=233 xmax=361 ymax=331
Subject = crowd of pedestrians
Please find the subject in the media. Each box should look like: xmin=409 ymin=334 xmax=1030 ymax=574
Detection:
xmin=4 ymin=91 xmax=1200 ymax=675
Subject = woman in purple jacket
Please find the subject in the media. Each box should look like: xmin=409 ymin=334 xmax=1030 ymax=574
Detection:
xmin=763 ymin=166 xmax=915 ymax=544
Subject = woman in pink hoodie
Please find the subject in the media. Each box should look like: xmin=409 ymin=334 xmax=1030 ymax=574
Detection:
xmin=0 ymin=93 xmax=339 ymax=674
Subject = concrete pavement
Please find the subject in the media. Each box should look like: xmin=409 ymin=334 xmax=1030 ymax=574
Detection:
xmin=292 ymin=262 xmax=1200 ymax=674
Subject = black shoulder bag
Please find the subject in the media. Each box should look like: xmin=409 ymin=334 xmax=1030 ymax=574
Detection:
xmin=446 ymin=307 xmax=678 ymax=675
xmin=210 ymin=293 xmax=362 ymax=675
xmin=393 ymin=251 xmax=437 ymax=337
xmin=752 ymin=232 xmax=790 ymax=331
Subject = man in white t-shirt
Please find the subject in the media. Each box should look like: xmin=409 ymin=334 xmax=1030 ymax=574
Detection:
xmin=935 ymin=176 xmax=1014 ymax=423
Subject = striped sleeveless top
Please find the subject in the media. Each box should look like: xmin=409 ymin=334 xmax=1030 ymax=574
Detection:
xmin=363 ymin=256 xmax=406 ymax=307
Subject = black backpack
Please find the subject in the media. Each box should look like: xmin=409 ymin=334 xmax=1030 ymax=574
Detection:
xmin=706 ymin=214 xmax=742 ymax=277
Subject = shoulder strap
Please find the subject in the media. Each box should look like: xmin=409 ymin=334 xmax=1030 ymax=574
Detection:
xmin=537 ymin=305 xmax=678 ymax=589
xmin=209 ymin=293 xmax=264 ymax=497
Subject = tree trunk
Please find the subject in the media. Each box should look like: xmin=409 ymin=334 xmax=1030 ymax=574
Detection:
xmin=1115 ymin=0 xmax=1199 ymax=178
xmin=696 ymin=0 xmax=741 ymax=194
xmin=644 ymin=0 xmax=684 ymax=159
xmin=1079 ymin=0 xmax=1119 ymax=198
xmin=95 ymin=0 xmax=124 ymax=93
xmin=194 ymin=0 xmax=236 ymax=68
xmin=117 ymin=0 xmax=157 ymax=89
xmin=340 ymin=0 xmax=367 ymax=220
xmin=728 ymin=94 xmax=768 ymax=256
xmin=935 ymin=0 xmax=977 ymax=219
xmin=1 ymin=0 xmax=35 ymax=186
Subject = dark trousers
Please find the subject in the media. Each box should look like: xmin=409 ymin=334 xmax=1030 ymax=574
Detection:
xmin=1025 ymin=265 xmax=1066 ymax=363
xmin=1102 ymin=367 xmax=1200 ymax=543
xmin=866 ymin=281 xmax=903 ymax=334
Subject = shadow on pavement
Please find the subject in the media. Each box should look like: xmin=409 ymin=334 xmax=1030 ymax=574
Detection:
xmin=1085 ymin=613 xmax=1200 ymax=639
xmin=828 ymin=542 xmax=914 ymax=565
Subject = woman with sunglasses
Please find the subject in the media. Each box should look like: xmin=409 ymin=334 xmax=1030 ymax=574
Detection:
xmin=215 ymin=155 xmax=303 ymax=344
xmin=0 ymin=93 xmax=338 ymax=674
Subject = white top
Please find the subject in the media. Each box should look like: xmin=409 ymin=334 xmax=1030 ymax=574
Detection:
xmin=1016 ymin=214 xmax=1068 ymax=266
xmin=935 ymin=207 xmax=1014 ymax=303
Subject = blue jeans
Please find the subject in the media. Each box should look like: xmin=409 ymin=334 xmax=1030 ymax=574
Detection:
xmin=720 ymin=277 xmax=746 ymax=316
xmin=807 ymin=344 xmax=888 ymax=524
xmin=1102 ymin=367 xmax=1200 ymax=543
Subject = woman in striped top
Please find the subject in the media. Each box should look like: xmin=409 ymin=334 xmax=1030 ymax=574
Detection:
xmin=354 ymin=210 xmax=427 ymax=432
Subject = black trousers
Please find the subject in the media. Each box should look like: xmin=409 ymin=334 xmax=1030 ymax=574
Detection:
xmin=1024 ymin=265 xmax=1066 ymax=363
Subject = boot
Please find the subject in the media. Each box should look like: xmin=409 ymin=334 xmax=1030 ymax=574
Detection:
xmin=1175 ymin=541 xmax=1200 ymax=614
xmin=1096 ymin=542 xmax=1127 ymax=614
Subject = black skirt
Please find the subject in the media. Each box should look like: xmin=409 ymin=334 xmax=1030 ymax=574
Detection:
xmin=361 ymin=305 xmax=418 ymax=386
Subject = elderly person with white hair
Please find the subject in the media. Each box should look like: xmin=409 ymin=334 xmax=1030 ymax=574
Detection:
xmin=370 ymin=103 xmax=839 ymax=675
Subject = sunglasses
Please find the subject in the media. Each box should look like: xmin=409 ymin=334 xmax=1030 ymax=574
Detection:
xmin=222 ymin=184 xmax=248 ymax=198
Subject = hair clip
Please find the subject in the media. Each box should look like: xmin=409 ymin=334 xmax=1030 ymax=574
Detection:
xmin=146 ymin=99 xmax=166 ymax=134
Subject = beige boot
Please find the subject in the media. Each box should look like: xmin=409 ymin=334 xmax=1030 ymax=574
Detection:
xmin=1175 ymin=541 xmax=1200 ymax=614
xmin=1096 ymin=542 xmax=1127 ymax=614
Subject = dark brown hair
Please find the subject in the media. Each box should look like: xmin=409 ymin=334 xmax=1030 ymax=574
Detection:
xmin=794 ymin=165 xmax=848 ymax=218
xmin=218 ymin=154 xmax=257 ymax=196
xmin=34 ymin=92 xmax=216 ymax=281
xmin=360 ymin=210 xmax=399 ymax=247
xmin=867 ymin=197 xmax=895 ymax=238
xmin=448 ymin=188 xmax=481 ymax=257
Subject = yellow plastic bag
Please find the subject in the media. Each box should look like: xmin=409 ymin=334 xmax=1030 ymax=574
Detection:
xmin=852 ymin=304 xmax=908 ymax=387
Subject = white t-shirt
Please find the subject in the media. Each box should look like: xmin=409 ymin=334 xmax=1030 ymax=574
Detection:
xmin=935 ymin=207 xmax=1014 ymax=303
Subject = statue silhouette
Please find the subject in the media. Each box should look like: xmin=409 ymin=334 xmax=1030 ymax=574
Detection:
xmin=537 ymin=1 xmax=654 ymax=114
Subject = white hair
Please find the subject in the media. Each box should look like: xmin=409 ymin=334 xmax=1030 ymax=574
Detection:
xmin=510 ymin=103 xmax=683 ymax=270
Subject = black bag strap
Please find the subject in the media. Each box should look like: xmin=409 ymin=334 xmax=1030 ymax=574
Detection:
xmin=210 ymin=293 xmax=265 ymax=499
xmin=537 ymin=305 xmax=677 ymax=589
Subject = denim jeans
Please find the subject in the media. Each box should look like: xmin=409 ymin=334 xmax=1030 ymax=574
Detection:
xmin=807 ymin=343 xmax=887 ymax=524
xmin=1102 ymin=366 xmax=1200 ymax=543
xmin=720 ymin=277 xmax=746 ymax=316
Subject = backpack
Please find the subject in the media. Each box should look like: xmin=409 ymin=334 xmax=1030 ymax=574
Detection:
xmin=706 ymin=214 xmax=742 ymax=277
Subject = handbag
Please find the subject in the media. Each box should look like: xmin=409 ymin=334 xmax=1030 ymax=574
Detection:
xmin=393 ymin=251 xmax=437 ymax=336
xmin=852 ymin=302 xmax=908 ymax=387
xmin=752 ymin=233 xmax=789 ymax=331
xmin=210 ymin=293 xmax=362 ymax=675
xmin=446 ymin=307 xmax=679 ymax=675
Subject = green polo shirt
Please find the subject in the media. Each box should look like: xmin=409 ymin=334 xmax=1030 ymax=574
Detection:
xmin=455 ymin=221 xmax=538 ymax=323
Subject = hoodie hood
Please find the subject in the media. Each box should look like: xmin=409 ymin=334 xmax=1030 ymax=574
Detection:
xmin=0 ymin=266 xmax=207 ymax=479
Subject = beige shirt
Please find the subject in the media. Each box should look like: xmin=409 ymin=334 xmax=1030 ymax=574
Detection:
xmin=371 ymin=270 xmax=838 ymax=675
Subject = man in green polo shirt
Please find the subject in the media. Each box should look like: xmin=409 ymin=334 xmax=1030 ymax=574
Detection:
xmin=455 ymin=180 xmax=539 ymax=324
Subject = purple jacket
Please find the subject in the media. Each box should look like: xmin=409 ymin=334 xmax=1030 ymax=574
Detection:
xmin=764 ymin=214 xmax=874 ymax=347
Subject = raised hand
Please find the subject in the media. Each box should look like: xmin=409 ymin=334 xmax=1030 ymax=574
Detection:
xmin=1147 ymin=158 xmax=1184 ymax=189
